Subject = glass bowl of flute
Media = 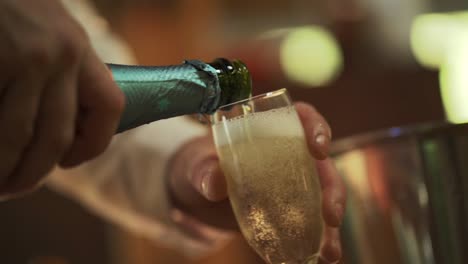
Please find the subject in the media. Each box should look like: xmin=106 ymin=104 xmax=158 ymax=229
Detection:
xmin=211 ymin=88 xmax=323 ymax=264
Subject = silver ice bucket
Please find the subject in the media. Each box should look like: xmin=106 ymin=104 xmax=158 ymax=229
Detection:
xmin=331 ymin=123 xmax=468 ymax=264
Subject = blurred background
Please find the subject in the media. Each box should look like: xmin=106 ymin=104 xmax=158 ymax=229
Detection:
xmin=1 ymin=0 xmax=467 ymax=263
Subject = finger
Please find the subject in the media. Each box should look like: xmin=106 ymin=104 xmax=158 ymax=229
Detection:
xmin=168 ymin=135 xmax=237 ymax=230
xmin=319 ymin=227 xmax=342 ymax=263
xmin=60 ymin=49 xmax=124 ymax=167
xmin=2 ymin=69 xmax=77 ymax=193
xmin=295 ymin=102 xmax=332 ymax=160
xmin=0 ymin=72 xmax=43 ymax=190
xmin=316 ymin=158 xmax=346 ymax=227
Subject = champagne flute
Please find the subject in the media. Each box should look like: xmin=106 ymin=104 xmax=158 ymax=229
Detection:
xmin=211 ymin=89 xmax=323 ymax=264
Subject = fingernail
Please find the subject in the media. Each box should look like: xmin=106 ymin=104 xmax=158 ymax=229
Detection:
xmin=201 ymin=174 xmax=211 ymax=199
xmin=195 ymin=160 xmax=217 ymax=200
xmin=315 ymin=124 xmax=331 ymax=150
xmin=335 ymin=203 xmax=344 ymax=226
xmin=315 ymin=135 xmax=330 ymax=158
xmin=316 ymin=134 xmax=329 ymax=146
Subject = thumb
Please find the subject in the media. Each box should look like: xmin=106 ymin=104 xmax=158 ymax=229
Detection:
xmin=167 ymin=135 xmax=238 ymax=230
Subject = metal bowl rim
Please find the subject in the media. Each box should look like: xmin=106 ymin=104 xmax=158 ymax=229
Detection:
xmin=331 ymin=122 xmax=468 ymax=155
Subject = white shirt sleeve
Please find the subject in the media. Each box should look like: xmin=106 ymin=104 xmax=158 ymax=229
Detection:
xmin=47 ymin=118 xmax=233 ymax=257
xmin=47 ymin=0 xmax=234 ymax=257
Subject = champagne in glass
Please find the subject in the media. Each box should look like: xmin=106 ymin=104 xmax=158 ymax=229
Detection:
xmin=211 ymin=89 xmax=323 ymax=264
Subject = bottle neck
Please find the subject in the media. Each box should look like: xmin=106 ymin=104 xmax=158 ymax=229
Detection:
xmin=209 ymin=58 xmax=252 ymax=107
xmin=108 ymin=58 xmax=252 ymax=133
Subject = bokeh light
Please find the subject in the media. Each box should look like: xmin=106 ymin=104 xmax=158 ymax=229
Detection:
xmin=410 ymin=13 xmax=459 ymax=69
xmin=279 ymin=26 xmax=343 ymax=87
xmin=411 ymin=11 xmax=468 ymax=123
xmin=440 ymin=32 xmax=468 ymax=123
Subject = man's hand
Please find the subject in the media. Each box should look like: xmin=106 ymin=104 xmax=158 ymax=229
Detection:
xmin=0 ymin=0 xmax=124 ymax=196
xmin=168 ymin=102 xmax=346 ymax=263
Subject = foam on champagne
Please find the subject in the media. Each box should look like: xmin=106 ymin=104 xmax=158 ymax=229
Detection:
xmin=213 ymin=106 xmax=303 ymax=147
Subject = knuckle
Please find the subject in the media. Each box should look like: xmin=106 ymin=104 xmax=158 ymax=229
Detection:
xmin=18 ymin=41 xmax=55 ymax=69
xmin=58 ymin=36 xmax=82 ymax=65
xmin=74 ymin=23 xmax=90 ymax=43
xmin=56 ymin=23 xmax=88 ymax=65
xmin=47 ymin=129 xmax=73 ymax=156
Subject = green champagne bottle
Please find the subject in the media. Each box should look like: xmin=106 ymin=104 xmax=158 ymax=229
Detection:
xmin=108 ymin=58 xmax=252 ymax=133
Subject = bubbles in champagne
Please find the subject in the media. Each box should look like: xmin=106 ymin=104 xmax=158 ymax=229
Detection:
xmin=213 ymin=106 xmax=323 ymax=264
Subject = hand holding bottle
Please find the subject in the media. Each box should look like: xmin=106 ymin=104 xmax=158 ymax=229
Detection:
xmin=0 ymin=0 xmax=124 ymax=197
xmin=167 ymin=102 xmax=346 ymax=263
